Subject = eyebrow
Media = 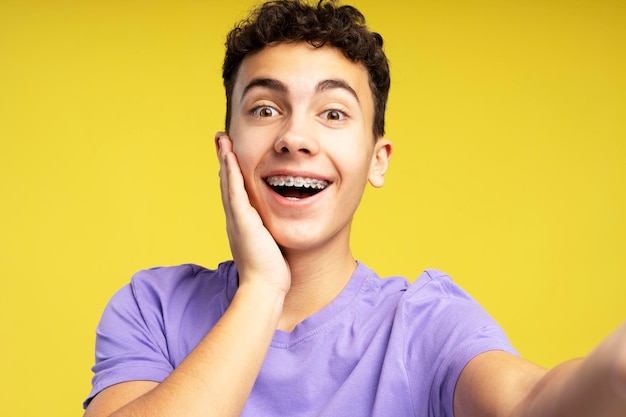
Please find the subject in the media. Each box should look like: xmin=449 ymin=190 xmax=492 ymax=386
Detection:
xmin=240 ymin=77 xmax=360 ymax=103
xmin=316 ymin=79 xmax=360 ymax=103
xmin=241 ymin=78 xmax=288 ymax=101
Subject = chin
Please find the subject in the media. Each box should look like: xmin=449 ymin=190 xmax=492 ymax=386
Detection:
xmin=273 ymin=226 xmax=349 ymax=257
xmin=274 ymin=234 xmax=319 ymax=253
xmin=269 ymin=226 xmax=320 ymax=251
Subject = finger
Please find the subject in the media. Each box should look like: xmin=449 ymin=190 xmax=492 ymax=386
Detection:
xmin=216 ymin=135 xmax=252 ymax=223
xmin=216 ymin=135 xmax=235 ymax=220
xmin=225 ymin=152 xmax=248 ymax=212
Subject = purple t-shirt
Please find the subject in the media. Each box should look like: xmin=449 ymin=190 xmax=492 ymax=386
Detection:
xmin=85 ymin=261 xmax=517 ymax=416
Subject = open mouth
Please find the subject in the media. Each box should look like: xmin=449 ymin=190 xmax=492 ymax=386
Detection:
xmin=265 ymin=175 xmax=329 ymax=200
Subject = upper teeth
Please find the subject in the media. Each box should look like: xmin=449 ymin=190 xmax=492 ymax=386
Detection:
xmin=266 ymin=175 xmax=329 ymax=190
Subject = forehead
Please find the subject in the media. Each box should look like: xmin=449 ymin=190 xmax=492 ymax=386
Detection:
xmin=233 ymin=42 xmax=373 ymax=106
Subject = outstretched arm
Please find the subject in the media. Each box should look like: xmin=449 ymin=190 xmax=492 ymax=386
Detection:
xmin=84 ymin=134 xmax=290 ymax=417
xmin=455 ymin=321 xmax=626 ymax=417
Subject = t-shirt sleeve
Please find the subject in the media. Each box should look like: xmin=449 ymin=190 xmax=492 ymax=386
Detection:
xmin=402 ymin=269 xmax=518 ymax=417
xmin=83 ymin=272 xmax=174 ymax=408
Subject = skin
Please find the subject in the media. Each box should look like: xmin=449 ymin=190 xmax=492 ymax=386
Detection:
xmin=83 ymin=42 xmax=626 ymax=417
xmin=222 ymin=42 xmax=392 ymax=330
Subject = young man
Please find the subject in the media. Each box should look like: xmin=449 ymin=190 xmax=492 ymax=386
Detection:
xmin=83 ymin=1 xmax=626 ymax=416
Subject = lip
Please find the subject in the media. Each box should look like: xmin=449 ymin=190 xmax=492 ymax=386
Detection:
xmin=263 ymin=169 xmax=332 ymax=184
xmin=261 ymin=170 xmax=332 ymax=207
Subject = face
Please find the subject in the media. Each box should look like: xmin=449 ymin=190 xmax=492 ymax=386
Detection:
xmin=224 ymin=42 xmax=391 ymax=255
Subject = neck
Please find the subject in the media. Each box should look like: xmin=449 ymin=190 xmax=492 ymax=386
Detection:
xmin=277 ymin=241 xmax=357 ymax=332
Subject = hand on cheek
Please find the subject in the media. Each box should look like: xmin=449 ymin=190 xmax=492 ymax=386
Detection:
xmin=215 ymin=133 xmax=291 ymax=296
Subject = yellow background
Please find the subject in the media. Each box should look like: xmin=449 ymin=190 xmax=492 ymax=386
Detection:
xmin=1 ymin=0 xmax=624 ymax=415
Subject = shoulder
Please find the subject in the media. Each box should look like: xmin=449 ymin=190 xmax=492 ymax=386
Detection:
xmin=357 ymin=267 xmax=474 ymax=316
xmin=397 ymin=269 xmax=492 ymax=322
xmin=113 ymin=261 xmax=236 ymax=307
xmin=100 ymin=261 xmax=237 ymax=338
xmin=92 ymin=261 xmax=238 ymax=371
xmin=397 ymin=268 xmax=511 ymax=341
xmin=405 ymin=269 xmax=472 ymax=300
xmin=393 ymin=269 xmax=517 ymax=416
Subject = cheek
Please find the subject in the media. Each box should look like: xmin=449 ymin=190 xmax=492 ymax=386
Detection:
xmin=234 ymin=152 xmax=255 ymax=179
xmin=231 ymin=128 xmax=276 ymax=175
xmin=335 ymin=143 xmax=373 ymax=175
xmin=229 ymin=135 xmax=254 ymax=169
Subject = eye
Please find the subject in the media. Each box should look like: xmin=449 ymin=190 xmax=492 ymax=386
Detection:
xmin=320 ymin=109 xmax=347 ymax=122
xmin=252 ymin=106 xmax=279 ymax=118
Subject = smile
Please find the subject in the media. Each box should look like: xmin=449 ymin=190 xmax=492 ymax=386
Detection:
xmin=265 ymin=175 xmax=329 ymax=199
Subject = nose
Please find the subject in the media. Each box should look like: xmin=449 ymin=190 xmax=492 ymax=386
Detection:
xmin=273 ymin=115 xmax=320 ymax=156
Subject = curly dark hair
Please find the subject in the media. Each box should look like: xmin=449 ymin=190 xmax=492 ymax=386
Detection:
xmin=222 ymin=0 xmax=390 ymax=140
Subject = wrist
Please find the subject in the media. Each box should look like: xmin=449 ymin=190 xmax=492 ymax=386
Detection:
xmin=232 ymin=281 xmax=287 ymax=324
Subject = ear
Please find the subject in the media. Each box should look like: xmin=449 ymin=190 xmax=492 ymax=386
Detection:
xmin=368 ymin=138 xmax=393 ymax=188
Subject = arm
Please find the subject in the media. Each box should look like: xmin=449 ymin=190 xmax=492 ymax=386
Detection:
xmin=454 ymin=321 xmax=626 ymax=417
xmin=84 ymin=134 xmax=290 ymax=417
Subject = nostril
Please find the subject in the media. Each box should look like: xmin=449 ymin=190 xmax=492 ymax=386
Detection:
xmin=278 ymin=146 xmax=311 ymax=154
xmin=274 ymin=133 xmax=317 ymax=155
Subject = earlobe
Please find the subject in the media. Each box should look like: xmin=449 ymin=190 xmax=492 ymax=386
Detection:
xmin=368 ymin=138 xmax=393 ymax=188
